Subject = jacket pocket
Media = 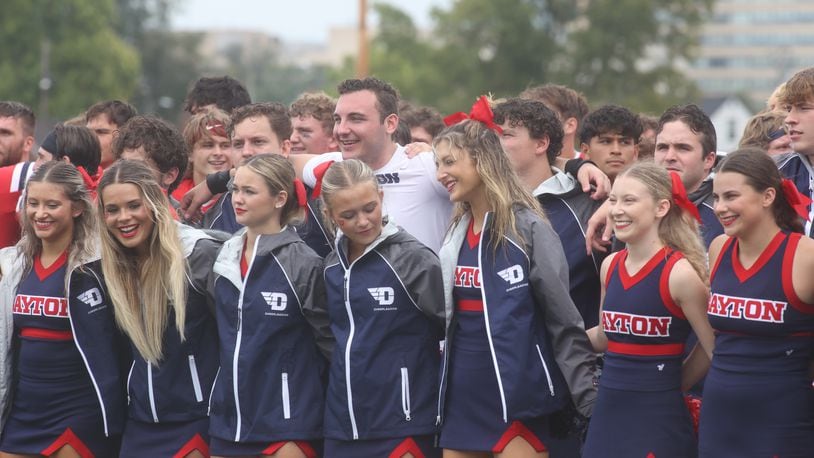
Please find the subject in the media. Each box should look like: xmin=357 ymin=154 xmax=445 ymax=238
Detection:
xmin=188 ymin=355 xmax=204 ymax=402
xmin=535 ymin=344 xmax=555 ymax=396
xmin=281 ymin=372 xmax=291 ymax=420
xmin=400 ymin=367 xmax=412 ymax=421
xmin=126 ymin=360 xmax=135 ymax=405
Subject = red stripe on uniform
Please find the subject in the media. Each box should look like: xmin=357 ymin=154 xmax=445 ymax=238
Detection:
xmin=41 ymin=428 xmax=94 ymax=458
xmin=492 ymin=420 xmax=547 ymax=453
xmin=390 ymin=437 xmax=425 ymax=458
xmin=607 ymin=341 xmax=685 ymax=356
xmin=262 ymin=441 xmax=317 ymax=458
xmin=20 ymin=327 xmax=73 ymax=341
xmin=173 ymin=433 xmax=209 ymax=458
xmin=457 ymin=299 xmax=484 ymax=312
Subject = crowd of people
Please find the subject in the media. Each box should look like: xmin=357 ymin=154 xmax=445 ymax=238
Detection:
xmin=0 ymin=66 xmax=810 ymax=458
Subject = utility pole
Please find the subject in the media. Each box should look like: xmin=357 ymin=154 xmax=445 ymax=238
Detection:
xmin=357 ymin=0 xmax=369 ymax=77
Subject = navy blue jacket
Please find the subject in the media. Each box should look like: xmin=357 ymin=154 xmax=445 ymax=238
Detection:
xmin=322 ymin=221 xmax=444 ymax=441
xmin=777 ymin=152 xmax=814 ymax=236
xmin=207 ymin=227 xmax=331 ymax=443
xmin=125 ymin=225 xmax=222 ymax=423
xmin=438 ymin=210 xmax=597 ymax=422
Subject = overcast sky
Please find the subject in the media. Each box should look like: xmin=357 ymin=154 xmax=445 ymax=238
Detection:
xmin=171 ymin=0 xmax=451 ymax=43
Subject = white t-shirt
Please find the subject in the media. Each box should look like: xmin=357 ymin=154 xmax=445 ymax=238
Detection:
xmin=303 ymin=146 xmax=453 ymax=252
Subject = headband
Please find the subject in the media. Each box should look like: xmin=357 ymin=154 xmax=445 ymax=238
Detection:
xmin=443 ymin=95 xmax=503 ymax=134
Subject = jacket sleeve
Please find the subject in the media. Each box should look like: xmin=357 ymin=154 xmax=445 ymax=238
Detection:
xmin=392 ymin=241 xmax=446 ymax=329
xmin=187 ymin=238 xmax=224 ymax=315
xmin=526 ymin=216 xmax=598 ymax=417
xmin=295 ymin=246 xmax=335 ymax=360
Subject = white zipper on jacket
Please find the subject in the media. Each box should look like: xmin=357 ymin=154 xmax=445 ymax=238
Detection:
xmin=400 ymin=367 xmax=411 ymax=421
xmin=126 ymin=360 xmax=135 ymax=405
xmin=147 ymin=362 xmax=159 ymax=422
xmin=342 ymin=267 xmax=360 ymax=439
xmin=281 ymin=372 xmax=291 ymax=420
xmin=535 ymin=345 xmax=555 ymax=396
xmin=188 ymin=355 xmax=204 ymax=402
xmin=66 ymin=268 xmax=111 ymax=436
xmin=477 ymin=213 xmax=509 ymax=422
xmin=207 ymin=367 xmax=220 ymax=416
xmin=232 ymin=235 xmax=260 ymax=441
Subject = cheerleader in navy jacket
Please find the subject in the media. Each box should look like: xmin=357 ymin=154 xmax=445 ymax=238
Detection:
xmin=0 ymin=162 xmax=125 ymax=457
xmin=97 ymin=160 xmax=223 ymax=458
xmin=319 ymin=159 xmax=445 ymax=458
xmin=206 ymin=154 xmax=332 ymax=457
xmin=583 ymin=163 xmax=715 ymax=458
xmin=699 ymin=149 xmax=814 ymax=457
xmin=434 ymin=116 xmax=597 ymax=457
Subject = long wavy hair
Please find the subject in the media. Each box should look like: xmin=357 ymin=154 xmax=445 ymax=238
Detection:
xmin=97 ymin=160 xmax=187 ymax=364
xmin=618 ymin=162 xmax=709 ymax=284
xmin=433 ymin=119 xmax=546 ymax=251
xmin=18 ymin=161 xmax=96 ymax=290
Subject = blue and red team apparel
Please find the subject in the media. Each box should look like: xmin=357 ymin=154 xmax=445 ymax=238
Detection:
xmin=583 ymin=247 xmax=697 ymax=458
xmin=117 ymin=226 xmax=222 ymax=458
xmin=321 ymin=221 xmax=444 ymax=458
xmin=206 ymin=228 xmax=329 ymax=457
xmin=699 ymin=231 xmax=814 ymax=457
xmin=0 ymin=162 xmax=33 ymax=249
xmin=1 ymin=252 xmax=119 ymax=457
xmin=438 ymin=219 xmax=550 ymax=454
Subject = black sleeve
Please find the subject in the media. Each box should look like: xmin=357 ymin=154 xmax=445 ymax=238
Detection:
xmin=206 ymin=170 xmax=232 ymax=195
xmin=564 ymin=158 xmax=596 ymax=177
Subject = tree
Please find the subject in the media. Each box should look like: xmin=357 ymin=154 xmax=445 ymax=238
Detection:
xmin=0 ymin=0 xmax=139 ymax=125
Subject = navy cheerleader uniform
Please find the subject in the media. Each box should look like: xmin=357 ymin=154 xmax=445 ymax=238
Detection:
xmin=699 ymin=231 xmax=814 ymax=457
xmin=118 ymin=225 xmax=223 ymax=458
xmin=207 ymin=228 xmax=331 ymax=457
xmin=582 ymin=247 xmax=697 ymax=458
xmin=1 ymin=252 xmax=122 ymax=457
xmin=437 ymin=210 xmax=597 ymax=453
xmin=322 ymin=221 xmax=444 ymax=458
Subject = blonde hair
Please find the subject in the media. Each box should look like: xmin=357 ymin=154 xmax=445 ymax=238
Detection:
xmin=739 ymin=110 xmax=786 ymax=151
xmin=239 ymin=154 xmax=305 ymax=227
xmin=318 ymin=159 xmax=379 ymax=238
xmin=618 ymin=162 xmax=709 ymax=284
xmin=18 ymin=161 xmax=96 ymax=290
xmin=97 ymin=160 xmax=187 ymax=364
xmin=433 ymin=119 xmax=546 ymax=251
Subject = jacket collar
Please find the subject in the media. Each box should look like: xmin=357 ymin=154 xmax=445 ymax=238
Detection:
xmin=531 ymin=167 xmax=577 ymax=197
xmin=214 ymin=226 xmax=300 ymax=289
xmin=334 ymin=219 xmax=399 ymax=267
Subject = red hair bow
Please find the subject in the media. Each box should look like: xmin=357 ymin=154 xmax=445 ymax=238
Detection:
xmin=293 ymin=178 xmax=308 ymax=208
xmin=443 ymin=95 xmax=503 ymax=134
xmin=780 ymin=178 xmax=812 ymax=221
xmin=310 ymin=160 xmax=335 ymax=199
xmin=669 ymin=172 xmax=701 ymax=222
xmin=77 ymin=166 xmax=100 ymax=192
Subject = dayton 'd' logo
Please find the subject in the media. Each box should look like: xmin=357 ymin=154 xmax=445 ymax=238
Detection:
xmin=77 ymin=288 xmax=103 ymax=307
xmin=368 ymin=287 xmax=395 ymax=306
xmin=261 ymin=292 xmax=287 ymax=311
xmin=497 ymin=265 xmax=524 ymax=285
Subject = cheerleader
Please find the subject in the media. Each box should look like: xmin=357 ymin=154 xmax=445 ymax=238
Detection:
xmin=699 ymin=148 xmax=814 ymax=457
xmin=320 ymin=159 xmax=445 ymax=458
xmin=0 ymin=162 xmax=124 ymax=458
xmin=207 ymin=154 xmax=331 ymax=457
xmin=96 ymin=160 xmax=223 ymax=457
xmin=583 ymin=162 xmax=715 ymax=458
xmin=434 ymin=119 xmax=597 ymax=457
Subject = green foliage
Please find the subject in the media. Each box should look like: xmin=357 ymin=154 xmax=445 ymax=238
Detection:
xmin=0 ymin=0 xmax=139 ymax=122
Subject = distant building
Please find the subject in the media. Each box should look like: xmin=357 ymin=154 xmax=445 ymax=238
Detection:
xmin=702 ymin=95 xmax=754 ymax=153
xmin=686 ymin=0 xmax=814 ymax=106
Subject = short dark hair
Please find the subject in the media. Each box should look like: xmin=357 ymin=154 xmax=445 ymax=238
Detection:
xmin=85 ymin=100 xmax=137 ymax=128
xmin=519 ymin=84 xmax=589 ymax=123
xmin=183 ymin=76 xmax=252 ymax=114
xmin=0 ymin=101 xmax=35 ymax=136
xmin=53 ymin=125 xmax=101 ymax=176
xmin=578 ymin=105 xmax=643 ymax=145
xmin=230 ymin=102 xmax=293 ymax=143
xmin=392 ymin=120 xmax=412 ymax=145
xmin=289 ymin=92 xmax=336 ymax=137
xmin=337 ymin=77 xmax=399 ymax=122
xmin=399 ymin=104 xmax=445 ymax=140
xmin=493 ymin=98 xmax=564 ymax=163
xmin=112 ymin=115 xmax=188 ymax=193
xmin=658 ymin=104 xmax=717 ymax=157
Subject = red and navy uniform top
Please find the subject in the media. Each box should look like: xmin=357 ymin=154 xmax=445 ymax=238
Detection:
xmin=452 ymin=220 xmax=487 ymax=351
xmin=601 ymin=247 xmax=690 ymax=391
xmin=708 ymin=231 xmax=814 ymax=374
xmin=0 ymin=162 xmax=33 ymax=248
